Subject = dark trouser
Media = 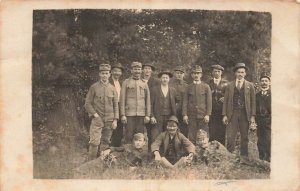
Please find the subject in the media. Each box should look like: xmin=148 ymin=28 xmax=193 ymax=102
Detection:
xmin=99 ymin=124 xmax=113 ymax=152
xmin=177 ymin=113 xmax=188 ymax=137
xmin=188 ymin=117 xmax=209 ymax=144
xmin=124 ymin=116 xmax=145 ymax=144
xmin=209 ymin=114 xmax=226 ymax=145
xmin=110 ymin=120 xmax=123 ymax=147
xmin=151 ymin=115 xmax=170 ymax=143
xmin=226 ymin=109 xmax=249 ymax=156
xmin=256 ymin=117 xmax=271 ymax=162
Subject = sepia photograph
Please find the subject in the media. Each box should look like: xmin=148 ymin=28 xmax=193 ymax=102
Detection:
xmin=32 ymin=9 xmax=271 ymax=179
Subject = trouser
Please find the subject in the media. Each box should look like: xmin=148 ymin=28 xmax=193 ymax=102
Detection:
xmin=88 ymin=117 xmax=113 ymax=159
xmin=226 ymin=109 xmax=249 ymax=156
xmin=177 ymin=113 xmax=188 ymax=137
xmin=151 ymin=115 xmax=170 ymax=144
xmin=209 ymin=114 xmax=226 ymax=145
xmin=124 ymin=116 xmax=145 ymax=144
xmin=256 ymin=117 xmax=271 ymax=162
xmin=110 ymin=119 xmax=123 ymax=147
xmin=188 ymin=117 xmax=209 ymax=144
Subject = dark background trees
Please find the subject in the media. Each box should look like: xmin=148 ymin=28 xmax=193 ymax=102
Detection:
xmin=32 ymin=9 xmax=271 ymax=153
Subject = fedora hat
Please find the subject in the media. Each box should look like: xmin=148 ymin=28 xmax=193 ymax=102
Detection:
xmin=158 ymin=70 xmax=173 ymax=78
xmin=142 ymin=62 xmax=156 ymax=71
xmin=233 ymin=63 xmax=248 ymax=72
xmin=260 ymin=72 xmax=271 ymax=80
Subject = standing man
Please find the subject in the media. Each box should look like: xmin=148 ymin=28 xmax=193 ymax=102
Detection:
xmin=169 ymin=66 xmax=188 ymax=137
xmin=85 ymin=64 xmax=119 ymax=160
xmin=120 ymin=61 xmax=151 ymax=144
xmin=109 ymin=63 xmax=124 ymax=147
xmin=256 ymin=72 xmax=271 ymax=162
xmin=208 ymin=65 xmax=228 ymax=145
xmin=222 ymin=63 xmax=256 ymax=158
xmin=142 ymin=61 xmax=160 ymax=149
xmin=182 ymin=65 xmax=212 ymax=144
xmin=150 ymin=70 xmax=177 ymax=143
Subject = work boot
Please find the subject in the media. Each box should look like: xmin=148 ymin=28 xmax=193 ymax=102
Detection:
xmin=88 ymin=144 xmax=98 ymax=161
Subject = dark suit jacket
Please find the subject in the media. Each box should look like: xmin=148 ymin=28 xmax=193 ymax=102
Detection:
xmin=222 ymin=80 xmax=256 ymax=122
xmin=208 ymin=78 xmax=228 ymax=115
xmin=151 ymin=131 xmax=195 ymax=157
xmin=146 ymin=76 xmax=160 ymax=94
xmin=150 ymin=86 xmax=177 ymax=117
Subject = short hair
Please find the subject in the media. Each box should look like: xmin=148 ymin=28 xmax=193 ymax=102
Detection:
xmin=133 ymin=133 xmax=145 ymax=141
xmin=196 ymin=129 xmax=208 ymax=139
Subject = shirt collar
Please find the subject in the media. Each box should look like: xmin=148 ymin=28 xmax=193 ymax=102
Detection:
xmin=193 ymin=80 xmax=201 ymax=84
xmin=261 ymin=87 xmax=270 ymax=95
xmin=100 ymin=80 xmax=109 ymax=85
xmin=236 ymin=78 xmax=245 ymax=86
xmin=213 ymin=78 xmax=221 ymax=84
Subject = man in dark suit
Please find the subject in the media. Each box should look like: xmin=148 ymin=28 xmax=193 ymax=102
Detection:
xmin=109 ymin=63 xmax=124 ymax=147
xmin=256 ymin=72 xmax=271 ymax=162
xmin=208 ymin=65 xmax=228 ymax=145
xmin=150 ymin=70 xmax=177 ymax=143
xmin=142 ymin=62 xmax=160 ymax=149
xmin=222 ymin=63 xmax=256 ymax=158
xmin=182 ymin=65 xmax=212 ymax=144
xmin=169 ymin=66 xmax=188 ymax=137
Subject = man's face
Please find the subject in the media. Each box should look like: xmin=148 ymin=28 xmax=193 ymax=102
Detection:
xmin=166 ymin=121 xmax=178 ymax=135
xmin=260 ymin=77 xmax=271 ymax=89
xmin=99 ymin=71 xmax=111 ymax=82
xmin=196 ymin=132 xmax=209 ymax=147
xmin=174 ymin=71 xmax=184 ymax=80
xmin=131 ymin=67 xmax=142 ymax=79
xmin=111 ymin=68 xmax=122 ymax=79
xmin=191 ymin=72 xmax=202 ymax=81
xmin=212 ymin=69 xmax=222 ymax=79
xmin=133 ymin=138 xmax=145 ymax=149
xmin=235 ymin=68 xmax=246 ymax=80
xmin=160 ymin=74 xmax=170 ymax=86
xmin=143 ymin=66 xmax=152 ymax=76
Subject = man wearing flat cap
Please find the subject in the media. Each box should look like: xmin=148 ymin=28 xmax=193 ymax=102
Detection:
xmin=120 ymin=61 xmax=151 ymax=144
xmin=256 ymin=72 xmax=271 ymax=162
xmin=85 ymin=64 xmax=119 ymax=160
xmin=208 ymin=64 xmax=228 ymax=145
xmin=182 ymin=65 xmax=212 ymax=144
xmin=150 ymin=70 xmax=177 ymax=144
xmin=109 ymin=63 xmax=124 ymax=147
xmin=169 ymin=66 xmax=189 ymax=137
xmin=222 ymin=63 xmax=256 ymax=158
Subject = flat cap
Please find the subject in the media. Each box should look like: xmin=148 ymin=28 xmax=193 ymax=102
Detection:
xmin=173 ymin=66 xmax=185 ymax=73
xmin=167 ymin=115 xmax=179 ymax=125
xmin=211 ymin=64 xmax=224 ymax=71
xmin=99 ymin=64 xmax=111 ymax=71
xmin=191 ymin=65 xmax=203 ymax=73
xmin=111 ymin=63 xmax=124 ymax=71
xmin=233 ymin=63 xmax=248 ymax=72
xmin=131 ymin=61 xmax=142 ymax=68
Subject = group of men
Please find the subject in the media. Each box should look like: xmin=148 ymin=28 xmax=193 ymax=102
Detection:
xmin=84 ymin=61 xmax=271 ymax=166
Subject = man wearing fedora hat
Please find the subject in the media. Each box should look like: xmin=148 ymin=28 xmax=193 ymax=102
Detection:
xmin=109 ymin=63 xmax=124 ymax=147
xmin=208 ymin=64 xmax=228 ymax=145
xmin=120 ymin=61 xmax=151 ymax=144
xmin=150 ymin=70 xmax=177 ymax=144
xmin=85 ymin=64 xmax=119 ymax=160
xmin=182 ymin=65 xmax=212 ymax=144
xmin=222 ymin=63 xmax=256 ymax=158
xmin=256 ymin=72 xmax=271 ymax=162
xmin=169 ymin=66 xmax=188 ymax=137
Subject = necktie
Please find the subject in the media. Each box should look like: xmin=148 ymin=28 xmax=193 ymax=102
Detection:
xmin=237 ymin=81 xmax=241 ymax=90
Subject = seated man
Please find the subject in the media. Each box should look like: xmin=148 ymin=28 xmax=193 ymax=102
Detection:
xmin=151 ymin=116 xmax=195 ymax=168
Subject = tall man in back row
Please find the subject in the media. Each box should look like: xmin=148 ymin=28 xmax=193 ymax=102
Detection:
xmin=183 ymin=65 xmax=212 ymax=144
xmin=120 ymin=61 xmax=151 ymax=144
xmin=222 ymin=63 xmax=256 ymax=158
xmin=208 ymin=65 xmax=228 ymax=145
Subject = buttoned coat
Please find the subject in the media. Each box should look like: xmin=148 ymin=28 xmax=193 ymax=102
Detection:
xmin=208 ymin=78 xmax=228 ymax=115
xmin=222 ymin=80 xmax=256 ymax=122
xmin=150 ymin=86 xmax=177 ymax=117
xmin=151 ymin=131 xmax=195 ymax=157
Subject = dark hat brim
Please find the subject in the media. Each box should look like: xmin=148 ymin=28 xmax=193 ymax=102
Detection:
xmin=158 ymin=72 xmax=173 ymax=78
xmin=260 ymin=75 xmax=271 ymax=80
xmin=142 ymin=64 xmax=156 ymax=71
xmin=111 ymin=66 xmax=124 ymax=71
xmin=211 ymin=65 xmax=224 ymax=71
xmin=233 ymin=66 xmax=248 ymax=72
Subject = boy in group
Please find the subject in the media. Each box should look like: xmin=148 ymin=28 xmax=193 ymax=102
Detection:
xmin=169 ymin=66 xmax=188 ymax=137
xmin=256 ymin=72 xmax=271 ymax=162
xmin=150 ymin=70 xmax=177 ymax=144
xmin=151 ymin=116 xmax=195 ymax=168
xmin=84 ymin=64 xmax=119 ymax=160
xmin=120 ymin=61 xmax=151 ymax=143
xmin=182 ymin=65 xmax=212 ymax=144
